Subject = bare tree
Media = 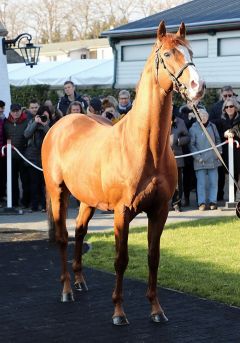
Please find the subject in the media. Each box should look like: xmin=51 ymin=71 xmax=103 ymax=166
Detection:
xmin=1 ymin=0 xmax=190 ymax=42
xmin=64 ymin=0 xmax=93 ymax=40
xmin=24 ymin=0 xmax=67 ymax=43
xmin=132 ymin=0 xmax=189 ymax=20
xmin=0 ymin=0 xmax=27 ymax=38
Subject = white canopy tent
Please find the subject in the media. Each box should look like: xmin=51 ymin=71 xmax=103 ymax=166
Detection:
xmin=7 ymin=59 xmax=114 ymax=87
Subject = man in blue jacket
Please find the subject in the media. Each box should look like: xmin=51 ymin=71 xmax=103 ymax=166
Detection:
xmin=57 ymin=81 xmax=87 ymax=115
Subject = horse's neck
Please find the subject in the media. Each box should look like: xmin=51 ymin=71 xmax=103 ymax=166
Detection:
xmin=125 ymin=59 xmax=172 ymax=166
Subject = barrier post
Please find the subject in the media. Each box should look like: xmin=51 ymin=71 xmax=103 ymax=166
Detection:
xmin=224 ymin=137 xmax=237 ymax=209
xmin=228 ymin=137 xmax=235 ymax=203
xmin=6 ymin=139 xmax=12 ymax=208
xmin=0 ymin=139 xmax=22 ymax=215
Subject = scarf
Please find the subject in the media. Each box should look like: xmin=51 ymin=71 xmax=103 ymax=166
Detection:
xmin=7 ymin=112 xmax=27 ymax=124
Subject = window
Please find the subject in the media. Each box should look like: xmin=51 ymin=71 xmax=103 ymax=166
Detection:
xmin=189 ymin=39 xmax=208 ymax=58
xmin=121 ymin=44 xmax=152 ymax=61
xmin=218 ymin=37 xmax=240 ymax=56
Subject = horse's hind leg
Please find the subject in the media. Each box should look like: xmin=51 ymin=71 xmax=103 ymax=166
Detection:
xmin=73 ymin=202 xmax=95 ymax=291
xmin=49 ymin=182 xmax=72 ymax=301
xmin=147 ymin=203 xmax=169 ymax=323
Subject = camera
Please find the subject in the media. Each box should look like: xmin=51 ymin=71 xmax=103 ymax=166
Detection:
xmin=105 ymin=112 xmax=114 ymax=120
xmin=40 ymin=114 xmax=48 ymax=122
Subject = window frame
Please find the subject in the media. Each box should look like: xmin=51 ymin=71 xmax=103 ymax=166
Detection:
xmin=217 ymin=37 xmax=240 ymax=57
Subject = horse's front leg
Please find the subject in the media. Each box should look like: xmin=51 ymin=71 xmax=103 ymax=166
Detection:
xmin=73 ymin=203 xmax=95 ymax=291
xmin=147 ymin=203 xmax=169 ymax=323
xmin=49 ymin=185 xmax=73 ymax=302
xmin=112 ymin=208 xmax=130 ymax=325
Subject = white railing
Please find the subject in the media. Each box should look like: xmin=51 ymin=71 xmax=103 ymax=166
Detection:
xmin=1 ymin=138 xmax=239 ymax=209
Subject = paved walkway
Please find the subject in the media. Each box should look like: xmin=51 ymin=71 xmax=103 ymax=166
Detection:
xmin=0 ymin=200 xmax=239 ymax=342
xmin=0 ymin=201 xmax=237 ymax=236
xmin=0 ymin=237 xmax=240 ymax=343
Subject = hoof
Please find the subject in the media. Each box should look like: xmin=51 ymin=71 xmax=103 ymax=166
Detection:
xmin=61 ymin=291 xmax=74 ymax=302
xmin=150 ymin=312 xmax=168 ymax=323
xmin=112 ymin=315 xmax=129 ymax=326
xmin=74 ymin=281 xmax=88 ymax=291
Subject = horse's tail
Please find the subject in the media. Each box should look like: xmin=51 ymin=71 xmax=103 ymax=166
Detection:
xmin=46 ymin=193 xmax=56 ymax=243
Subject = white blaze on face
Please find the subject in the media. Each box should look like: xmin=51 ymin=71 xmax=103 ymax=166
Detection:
xmin=176 ymin=45 xmax=204 ymax=100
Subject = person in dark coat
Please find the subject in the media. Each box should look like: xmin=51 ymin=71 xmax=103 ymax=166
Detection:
xmin=57 ymin=81 xmax=87 ymax=115
xmin=170 ymin=113 xmax=190 ymax=211
xmin=217 ymin=97 xmax=240 ymax=195
xmin=209 ymin=85 xmax=238 ymax=201
xmin=0 ymin=100 xmax=6 ymax=204
xmin=177 ymin=102 xmax=206 ymax=207
xmin=4 ymin=104 xmax=29 ymax=207
xmin=24 ymin=106 xmax=51 ymax=211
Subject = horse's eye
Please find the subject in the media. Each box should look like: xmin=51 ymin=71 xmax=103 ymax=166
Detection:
xmin=164 ymin=52 xmax=171 ymax=58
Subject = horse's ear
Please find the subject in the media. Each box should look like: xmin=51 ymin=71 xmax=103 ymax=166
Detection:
xmin=157 ymin=21 xmax=166 ymax=40
xmin=176 ymin=22 xmax=186 ymax=38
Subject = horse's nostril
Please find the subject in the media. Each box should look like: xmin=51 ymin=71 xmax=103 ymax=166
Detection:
xmin=191 ymin=80 xmax=198 ymax=89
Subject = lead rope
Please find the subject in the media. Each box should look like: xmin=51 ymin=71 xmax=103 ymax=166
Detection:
xmin=156 ymin=49 xmax=240 ymax=192
xmin=156 ymin=47 xmax=240 ymax=215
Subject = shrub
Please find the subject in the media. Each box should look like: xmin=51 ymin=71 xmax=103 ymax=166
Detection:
xmin=10 ymin=84 xmax=219 ymax=112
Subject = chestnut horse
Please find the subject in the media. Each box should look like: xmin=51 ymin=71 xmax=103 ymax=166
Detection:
xmin=42 ymin=21 xmax=205 ymax=325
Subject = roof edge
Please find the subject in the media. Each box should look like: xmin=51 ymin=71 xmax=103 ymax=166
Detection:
xmin=101 ymin=18 xmax=240 ymax=38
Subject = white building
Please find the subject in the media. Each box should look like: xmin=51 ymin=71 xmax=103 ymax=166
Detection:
xmin=101 ymin=0 xmax=240 ymax=92
xmin=0 ymin=23 xmax=11 ymax=114
xmin=39 ymin=38 xmax=112 ymax=62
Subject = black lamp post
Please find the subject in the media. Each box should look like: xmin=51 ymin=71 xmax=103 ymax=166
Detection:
xmin=2 ymin=32 xmax=40 ymax=68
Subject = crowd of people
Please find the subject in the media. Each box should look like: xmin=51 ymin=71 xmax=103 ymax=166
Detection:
xmin=0 ymin=82 xmax=132 ymax=211
xmin=170 ymin=85 xmax=240 ymax=212
xmin=0 ymin=82 xmax=240 ymax=213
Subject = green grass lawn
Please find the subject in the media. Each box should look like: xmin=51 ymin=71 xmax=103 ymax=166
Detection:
xmin=84 ymin=216 xmax=240 ymax=307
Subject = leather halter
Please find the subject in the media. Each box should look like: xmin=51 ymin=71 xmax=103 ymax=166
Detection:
xmin=155 ymin=46 xmax=195 ymax=94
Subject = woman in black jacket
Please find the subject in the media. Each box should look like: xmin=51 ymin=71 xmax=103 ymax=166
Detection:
xmin=170 ymin=113 xmax=190 ymax=211
xmin=217 ymin=97 xmax=240 ymax=195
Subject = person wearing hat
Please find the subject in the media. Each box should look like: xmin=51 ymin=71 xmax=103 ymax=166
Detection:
xmin=3 ymin=104 xmax=29 ymax=208
xmin=88 ymin=97 xmax=102 ymax=115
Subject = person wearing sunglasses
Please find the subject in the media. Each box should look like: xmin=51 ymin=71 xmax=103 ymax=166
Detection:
xmin=209 ymin=85 xmax=238 ymax=201
xmin=218 ymin=97 xmax=240 ymax=196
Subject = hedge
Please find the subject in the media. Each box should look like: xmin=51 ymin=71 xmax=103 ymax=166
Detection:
xmin=10 ymin=85 xmax=219 ymax=112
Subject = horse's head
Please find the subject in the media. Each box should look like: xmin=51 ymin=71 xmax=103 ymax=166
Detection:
xmin=155 ymin=21 xmax=205 ymax=102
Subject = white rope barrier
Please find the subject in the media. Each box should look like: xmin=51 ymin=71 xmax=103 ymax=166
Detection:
xmin=2 ymin=140 xmax=238 ymax=167
xmin=1 ymin=139 xmax=239 ymax=209
xmin=175 ymin=141 xmax=228 ymax=159
xmin=1 ymin=144 xmax=43 ymax=171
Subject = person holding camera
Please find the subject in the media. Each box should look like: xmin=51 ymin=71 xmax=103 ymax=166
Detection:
xmin=24 ymin=106 xmax=51 ymax=212
xmin=101 ymin=98 xmax=119 ymax=123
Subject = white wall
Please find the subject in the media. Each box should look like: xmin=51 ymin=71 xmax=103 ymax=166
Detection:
xmin=0 ymin=37 xmax=11 ymax=116
xmin=115 ymin=30 xmax=240 ymax=89
xmin=96 ymin=47 xmax=113 ymax=59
